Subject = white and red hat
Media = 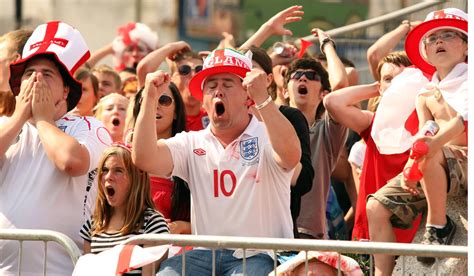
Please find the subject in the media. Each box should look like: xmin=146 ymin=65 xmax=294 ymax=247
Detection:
xmin=189 ymin=48 xmax=252 ymax=102
xmin=112 ymin=22 xmax=158 ymax=71
xmin=405 ymin=8 xmax=468 ymax=75
xmin=9 ymin=20 xmax=90 ymax=111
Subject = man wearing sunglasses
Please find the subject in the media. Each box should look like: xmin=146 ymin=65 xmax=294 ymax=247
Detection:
xmin=133 ymin=48 xmax=301 ymax=275
xmin=137 ymin=41 xmax=209 ymax=132
xmin=284 ymin=28 xmax=349 ymax=241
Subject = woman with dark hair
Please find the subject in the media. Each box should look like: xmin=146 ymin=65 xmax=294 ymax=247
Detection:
xmin=127 ymin=81 xmax=191 ymax=234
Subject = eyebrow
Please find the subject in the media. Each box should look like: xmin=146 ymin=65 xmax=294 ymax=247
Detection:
xmin=206 ymin=77 xmax=236 ymax=83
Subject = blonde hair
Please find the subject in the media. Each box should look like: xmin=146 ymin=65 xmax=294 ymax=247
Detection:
xmin=92 ymin=146 xmax=155 ymax=235
xmin=93 ymin=92 xmax=130 ymax=120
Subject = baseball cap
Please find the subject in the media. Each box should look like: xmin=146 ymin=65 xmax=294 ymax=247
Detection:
xmin=9 ymin=20 xmax=90 ymax=111
xmin=405 ymin=8 xmax=468 ymax=75
xmin=188 ymin=48 xmax=252 ymax=102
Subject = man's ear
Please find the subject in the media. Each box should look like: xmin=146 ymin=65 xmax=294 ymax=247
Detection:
xmin=63 ymin=86 xmax=70 ymax=99
xmin=12 ymin=53 xmax=21 ymax=62
xmin=266 ymin=73 xmax=274 ymax=87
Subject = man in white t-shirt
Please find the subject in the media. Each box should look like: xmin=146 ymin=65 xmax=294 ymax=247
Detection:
xmin=0 ymin=21 xmax=111 ymax=275
xmin=132 ymin=48 xmax=301 ymax=275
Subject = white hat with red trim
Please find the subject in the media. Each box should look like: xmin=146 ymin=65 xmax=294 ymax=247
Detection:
xmin=405 ymin=8 xmax=468 ymax=75
xmin=9 ymin=20 xmax=90 ymax=111
xmin=189 ymin=48 xmax=252 ymax=102
xmin=112 ymin=22 xmax=158 ymax=71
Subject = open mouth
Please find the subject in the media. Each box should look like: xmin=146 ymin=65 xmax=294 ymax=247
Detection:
xmin=105 ymin=186 xmax=115 ymax=197
xmin=156 ymin=114 xmax=162 ymax=119
xmin=298 ymin=85 xmax=308 ymax=95
xmin=112 ymin=118 xmax=120 ymax=126
xmin=436 ymin=47 xmax=446 ymax=53
xmin=215 ymin=102 xmax=225 ymax=116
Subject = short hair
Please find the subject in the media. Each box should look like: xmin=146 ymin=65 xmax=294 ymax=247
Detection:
xmin=285 ymin=58 xmax=331 ymax=119
xmin=92 ymin=145 xmax=155 ymax=235
xmin=74 ymin=67 xmax=99 ymax=100
xmin=92 ymin=64 xmax=122 ymax=91
xmin=0 ymin=29 xmax=33 ymax=56
xmin=284 ymin=58 xmax=331 ymax=92
xmin=170 ymin=50 xmax=202 ymax=74
xmin=376 ymin=51 xmax=411 ymax=81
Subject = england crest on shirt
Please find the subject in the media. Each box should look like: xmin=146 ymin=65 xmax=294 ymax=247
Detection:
xmin=240 ymin=137 xmax=259 ymax=164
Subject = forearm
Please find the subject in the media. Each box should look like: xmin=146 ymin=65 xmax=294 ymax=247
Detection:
xmin=433 ymin=116 xmax=465 ymax=146
xmin=323 ymin=83 xmax=378 ymax=133
xmin=258 ymin=102 xmax=301 ymax=170
xmin=367 ymin=22 xmax=410 ymax=80
xmin=137 ymin=46 xmax=170 ymax=89
xmin=36 ymin=120 xmax=90 ymax=176
xmin=132 ymin=93 xmax=161 ymax=172
xmin=0 ymin=114 xmax=25 ymax=155
xmin=323 ymin=45 xmax=348 ymax=91
xmin=87 ymin=44 xmax=113 ymax=68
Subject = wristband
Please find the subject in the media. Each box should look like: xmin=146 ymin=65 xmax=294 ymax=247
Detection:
xmin=254 ymin=96 xmax=273 ymax=110
xmin=320 ymin=37 xmax=336 ymax=56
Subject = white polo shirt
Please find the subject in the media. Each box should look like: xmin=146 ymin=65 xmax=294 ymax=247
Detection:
xmin=0 ymin=115 xmax=111 ymax=276
xmin=165 ymin=116 xmax=294 ymax=239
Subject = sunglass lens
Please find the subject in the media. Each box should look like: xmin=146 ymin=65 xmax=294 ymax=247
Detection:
xmin=159 ymin=95 xmax=173 ymax=106
xmin=178 ymin=65 xmax=191 ymax=75
xmin=195 ymin=65 xmax=203 ymax=73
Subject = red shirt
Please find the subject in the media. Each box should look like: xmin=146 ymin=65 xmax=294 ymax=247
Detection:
xmin=185 ymin=109 xmax=209 ymax=132
xmin=352 ymin=113 xmax=421 ymax=243
xmin=150 ymin=176 xmax=174 ymax=220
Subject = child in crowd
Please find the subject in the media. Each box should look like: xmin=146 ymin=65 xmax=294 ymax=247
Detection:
xmin=80 ymin=145 xmax=169 ymax=275
xmin=94 ymin=93 xmax=130 ymax=142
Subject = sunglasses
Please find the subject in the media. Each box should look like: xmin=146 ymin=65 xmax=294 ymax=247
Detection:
xmin=290 ymin=71 xmax=321 ymax=81
xmin=178 ymin=64 xmax=203 ymax=75
xmin=158 ymin=94 xmax=173 ymax=107
xmin=423 ymin=31 xmax=463 ymax=45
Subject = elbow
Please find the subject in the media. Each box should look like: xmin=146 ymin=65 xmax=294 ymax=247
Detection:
xmin=323 ymin=93 xmax=342 ymax=114
xmin=61 ymin=157 xmax=89 ymax=177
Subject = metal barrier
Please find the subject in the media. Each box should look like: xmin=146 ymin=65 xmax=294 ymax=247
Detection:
xmin=125 ymin=234 xmax=468 ymax=275
xmin=0 ymin=229 xmax=81 ymax=275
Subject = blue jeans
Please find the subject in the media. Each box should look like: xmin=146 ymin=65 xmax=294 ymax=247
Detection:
xmin=157 ymin=249 xmax=274 ymax=276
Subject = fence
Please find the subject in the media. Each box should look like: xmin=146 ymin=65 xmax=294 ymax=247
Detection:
xmin=0 ymin=229 xmax=81 ymax=275
xmin=125 ymin=234 xmax=468 ymax=275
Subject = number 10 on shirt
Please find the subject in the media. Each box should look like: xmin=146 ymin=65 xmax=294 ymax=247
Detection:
xmin=213 ymin=169 xmax=236 ymax=197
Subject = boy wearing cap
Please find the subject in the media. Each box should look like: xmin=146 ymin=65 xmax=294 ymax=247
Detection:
xmin=132 ymin=48 xmax=301 ymax=274
xmin=367 ymin=8 xmax=468 ymax=271
xmin=0 ymin=21 xmax=111 ymax=274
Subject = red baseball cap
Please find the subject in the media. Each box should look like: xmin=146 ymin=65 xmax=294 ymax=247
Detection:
xmin=9 ymin=21 xmax=90 ymax=111
xmin=405 ymin=8 xmax=468 ymax=75
xmin=188 ymin=48 xmax=252 ymax=102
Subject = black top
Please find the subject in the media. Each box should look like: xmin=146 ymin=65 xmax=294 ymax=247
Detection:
xmin=279 ymin=105 xmax=314 ymax=238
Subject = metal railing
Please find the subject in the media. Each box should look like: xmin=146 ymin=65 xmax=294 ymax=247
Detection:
xmin=125 ymin=234 xmax=468 ymax=275
xmin=0 ymin=229 xmax=81 ymax=275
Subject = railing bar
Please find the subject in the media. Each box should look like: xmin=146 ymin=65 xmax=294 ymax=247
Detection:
xmin=43 ymin=241 xmax=47 ymax=276
xmin=304 ymin=250 xmax=308 ymax=276
xmin=212 ymin=248 xmax=216 ymax=276
xmin=18 ymin=240 xmax=23 ymax=276
xmin=182 ymin=247 xmax=186 ymax=275
xmin=402 ymin=255 xmax=406 ymax=275
xmin=242 ymin=248 xmax=246 ymax=276
xmin=369 ymin=254 xmax=373 ymax=276
xmin=337 ymin=252 xmax=342 ymax=276
xmin=273 ymin=249 xmax=277 ymax=276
